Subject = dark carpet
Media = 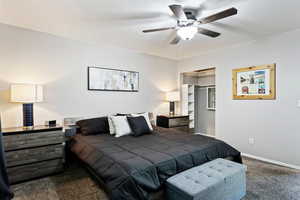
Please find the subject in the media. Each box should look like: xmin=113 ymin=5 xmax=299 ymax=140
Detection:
xmin=12 ymin=157 xmax=300 ymax=200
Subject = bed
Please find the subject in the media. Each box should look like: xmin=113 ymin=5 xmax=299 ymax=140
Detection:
xmin=71 ymin=126 xmax=242 ymax=200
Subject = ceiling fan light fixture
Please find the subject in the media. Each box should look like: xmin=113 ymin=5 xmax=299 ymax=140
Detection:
xmin=142 ymin=5 xmax=238 ymax=45
xmin=177 ymin=26 xmax=198 ymax=40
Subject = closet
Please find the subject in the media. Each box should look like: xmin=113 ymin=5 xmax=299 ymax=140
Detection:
xmin=181 ymin=68 xmax=216 ymax=136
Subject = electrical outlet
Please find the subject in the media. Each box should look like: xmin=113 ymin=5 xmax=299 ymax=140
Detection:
xmin=249 ymin=138 xmax=255 ymax=145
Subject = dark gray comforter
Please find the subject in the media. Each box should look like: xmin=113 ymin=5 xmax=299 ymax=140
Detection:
xmin=71 ymin=127 xmax=242 ymax=200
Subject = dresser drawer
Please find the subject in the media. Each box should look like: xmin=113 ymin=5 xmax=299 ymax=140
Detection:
xmin=7 ymin=159 xmax=63 ymax=184
xmin=3 ymin=131 xmax=64 ymax=151
xmin=5 ymin=144 xmax=64 ymax=167
xmin=169 ymin=117 xmax=189 ymax=127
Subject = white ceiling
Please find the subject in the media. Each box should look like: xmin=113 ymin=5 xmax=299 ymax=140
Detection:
xmin=0 ymin=0 xmax=300 ymax=60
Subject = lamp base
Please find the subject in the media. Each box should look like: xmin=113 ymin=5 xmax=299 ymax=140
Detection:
xmin=23 ymin=103 xmax=34 ymax=128
xmin=169 ymin=101 xmax=175 ymax=116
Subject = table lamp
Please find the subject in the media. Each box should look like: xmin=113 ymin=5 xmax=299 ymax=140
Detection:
xmin=10 ymin=84 xmax=43 ymax=128
xmin=166 ymin=91 xmax=180 ymax=116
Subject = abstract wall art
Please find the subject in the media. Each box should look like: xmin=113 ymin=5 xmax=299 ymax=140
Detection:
xmin=88 ymin=67 xmax=139 ymax=92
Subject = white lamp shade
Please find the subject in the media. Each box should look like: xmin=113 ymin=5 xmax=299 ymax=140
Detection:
xmin=166 ymin=91 xmax=180 ymax=102
xmin=10 ymin=84 xmax=43 ymax=103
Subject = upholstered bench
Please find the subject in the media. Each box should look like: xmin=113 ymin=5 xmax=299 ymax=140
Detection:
xmin=166 ymin=158 xmax=247 ymax=200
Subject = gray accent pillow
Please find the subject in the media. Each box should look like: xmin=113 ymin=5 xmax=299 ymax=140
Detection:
xmin=127 ymin=116 xmax=151 ymax=137
xmin=76 ymin=117 xmax=109 ymax=135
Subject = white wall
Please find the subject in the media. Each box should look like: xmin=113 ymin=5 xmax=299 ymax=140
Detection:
xmin=0 ymin=23 xmax=178 ymax=128
xmin=178 ymin=29 xmax=300 ymax=167
xmin=1 ymin=21 xmax=299 ymax=167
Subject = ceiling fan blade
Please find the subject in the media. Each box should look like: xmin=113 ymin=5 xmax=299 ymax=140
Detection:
xmin=198 ymin=28 xmax=221 ymax=38
xmin=170 ymin=35 xmax=181 ymax=45
xmin=169 ymin=4 xmax=187 ymax=21
xmin=198 ymin=7 xmax=237 ymax=24
xmin=143 ymin=27 xmax=175 ymax=33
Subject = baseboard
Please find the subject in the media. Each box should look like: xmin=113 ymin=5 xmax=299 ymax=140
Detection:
xmin=194 ymin=132 xmax=216 ymax=138
xmin=194 ymin=132 xmax=206 ymax=135
xmin=242 ymin=153 xmax=300 ymax=170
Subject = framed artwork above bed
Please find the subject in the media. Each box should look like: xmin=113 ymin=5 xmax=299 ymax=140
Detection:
xmin=88 ymin=67 xmax=139 ymax=92
xmin=232 ymin=64 xmax=276 ymax=100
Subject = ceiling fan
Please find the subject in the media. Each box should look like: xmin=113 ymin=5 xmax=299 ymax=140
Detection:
xmin=142 ymin=5 xmax=238 ymax=45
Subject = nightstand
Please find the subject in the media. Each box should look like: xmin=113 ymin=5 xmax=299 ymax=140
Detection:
xmin=156 ymin=115 xmax=190 ymax=132
xmin=2 ymin=125 xmax=65 ymax=184
xmin=63 ymin=125 xmax=79 ymax=166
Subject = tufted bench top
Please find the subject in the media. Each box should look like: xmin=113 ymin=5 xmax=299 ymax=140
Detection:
xmin=166 ymin=158 xmax=247 ymax=200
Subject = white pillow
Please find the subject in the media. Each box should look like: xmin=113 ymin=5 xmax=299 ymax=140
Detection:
xmin=131 ymin=112 xmax=153 ymax=131
xmin=107 ymin=116 xmax=116 ymax=135
xmin=111 ymin=116 xmax=132 ymax=138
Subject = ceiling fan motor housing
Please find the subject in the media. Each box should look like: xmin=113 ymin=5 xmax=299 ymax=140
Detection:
xmin=177 ymin=8 xmax=198 ymax=27
xmin=184 ymin=8 xmax=197 ymax=20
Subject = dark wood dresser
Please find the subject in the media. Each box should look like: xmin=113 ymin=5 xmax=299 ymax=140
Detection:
xmin=156 ymin=115 xmax=189 ymax=132
xmin=2 ymin=125 xmax=65 ymax=184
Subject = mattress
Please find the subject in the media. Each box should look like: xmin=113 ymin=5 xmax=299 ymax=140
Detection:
xmin=71 ymin=127 xmax=242 ymax=200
